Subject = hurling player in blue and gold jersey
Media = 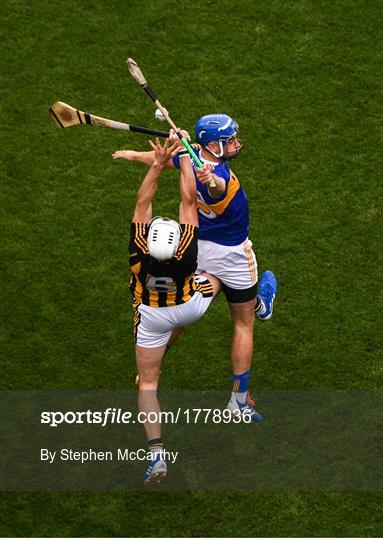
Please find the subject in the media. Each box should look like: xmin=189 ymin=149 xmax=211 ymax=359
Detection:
xmin=113 ymin=114 xmax=278 ymax=424
xmin=128 ymin=137 xmax=220 ymax=484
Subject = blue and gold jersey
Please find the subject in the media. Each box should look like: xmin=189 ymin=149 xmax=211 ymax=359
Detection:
xmin=172 ymin=145 xmax=249 ymax=246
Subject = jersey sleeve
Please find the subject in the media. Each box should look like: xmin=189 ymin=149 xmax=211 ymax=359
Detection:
xmin=129 ymin=222 xmax=149 ymax=264
xmin=212 ymin=161 xmax=231 ymax=182
xmin=172 ymin=152 xmax=180 ymax=170
xmin=172 ymin=144 xmax=201 ymax=169
xmin=172 ymin=224 xmax=198 ymax=274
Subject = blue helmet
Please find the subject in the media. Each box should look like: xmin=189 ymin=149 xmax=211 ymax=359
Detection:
xmin=195 ymin=114 xmax=241 ymax=160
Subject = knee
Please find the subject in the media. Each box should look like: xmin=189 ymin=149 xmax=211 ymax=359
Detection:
xmin=139 ymin=381 xmax=158 ymax=391
xmin=138 ymin=367 xmax=159 ymax=389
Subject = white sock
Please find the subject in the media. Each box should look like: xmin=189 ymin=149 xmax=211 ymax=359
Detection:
xmin=234 ymin=391 xmax=247 ymax=403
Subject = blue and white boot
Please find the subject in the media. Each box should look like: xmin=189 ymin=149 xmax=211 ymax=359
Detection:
xmin=256 ymin=270 xmax=278 ymax=321
xmin=226 ymin=392 xmax=263 ymax=423
xmin=144 ymin=450 xmax=167 ymax=485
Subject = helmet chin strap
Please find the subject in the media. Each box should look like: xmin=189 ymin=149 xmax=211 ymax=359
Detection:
xmin=204 ymin=140 xmax=242 ymax=161
xmin=204 ymin=141 xmax=224 ymax=159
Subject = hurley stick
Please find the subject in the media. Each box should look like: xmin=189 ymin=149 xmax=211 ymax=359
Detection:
xmin=126 ymin=58 xmax=215 ymax=187
xmin=50 ymin=101 xmax=169 ymax=137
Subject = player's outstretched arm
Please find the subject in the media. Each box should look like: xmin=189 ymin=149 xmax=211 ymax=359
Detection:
xmin=178 ymin=152 xmax=199 ymax=226
xmin=132 ymin=138 xmax=178 ymax=223
xmin=112 ymin=129 xmax=189 ymax=168
xmin=112 ymin=149 xmax=156 ymax=166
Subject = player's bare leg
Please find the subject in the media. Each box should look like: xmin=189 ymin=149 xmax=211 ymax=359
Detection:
xmin=136 ymin=344 xmax=168 ymax=483
xmin=135 ymin=328 xmax=182 ymax=387
xmin=226 ymin=299 xmax=263 ymax=423
xmin=228 ymin=299 xmax=256 ymax=374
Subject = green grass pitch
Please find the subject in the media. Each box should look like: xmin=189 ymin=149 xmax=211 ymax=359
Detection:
xmin=1 ymin=0 xmax=382 ymax=536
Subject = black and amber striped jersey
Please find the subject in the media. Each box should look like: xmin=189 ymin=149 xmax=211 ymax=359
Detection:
xmin=129 ymin=222 xmax=213 ymax=308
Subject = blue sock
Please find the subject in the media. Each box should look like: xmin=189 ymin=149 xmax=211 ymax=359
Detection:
xmin=232 ymin=370 xmax=251 ymax=403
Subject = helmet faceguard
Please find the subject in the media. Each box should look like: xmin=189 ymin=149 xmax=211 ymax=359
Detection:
xmin=147 ymin=217 xmax=182 ymax=261
xmin=195 ymin=114 xmax=242 ymax=160
xmin=221 ymin=136 xmax=242 ymax=161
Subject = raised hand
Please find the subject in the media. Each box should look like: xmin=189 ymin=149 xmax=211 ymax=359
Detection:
xmin=148 ymin=138 xmax=178 ymax=167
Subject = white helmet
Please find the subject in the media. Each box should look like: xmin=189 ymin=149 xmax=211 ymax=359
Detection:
xmin=147 ymin=217 xmax=181 ymax=261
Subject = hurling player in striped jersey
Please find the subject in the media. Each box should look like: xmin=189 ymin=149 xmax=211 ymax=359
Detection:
xmin=129 ymin=137 xmax=220 ymax=484
xmin=113 ymin=114 xmax=278 ymax=423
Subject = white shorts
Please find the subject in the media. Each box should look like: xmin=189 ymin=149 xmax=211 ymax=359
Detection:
xmin=196 ymin=238 xmax=258 ymax=290
xmin=135 ymin=291 xmax=213 ymax=349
